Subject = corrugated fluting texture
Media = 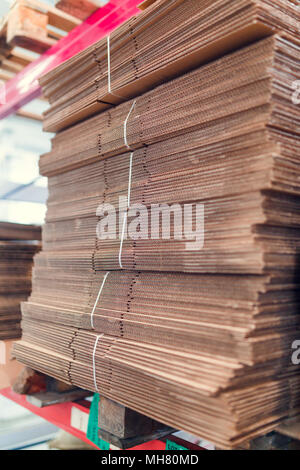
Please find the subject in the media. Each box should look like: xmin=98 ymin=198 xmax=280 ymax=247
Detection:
xmin=0 ymin=223 xmax=41 ymax=340
xmin=13 ymin=0 xmax=300 ymax=449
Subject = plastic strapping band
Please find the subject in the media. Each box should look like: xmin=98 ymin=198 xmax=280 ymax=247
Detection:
xmin=127 ymin=151 xmax=133 ymax=207
xmin=92 ymin=334 xmax=103 ymax=393
xmin=90 ymin=271 xmax=110 ymax=330
xmin=119 ymin=151 xmax=133 ymax=269
xmin=107 ymin=35 xmax=124 ymax=99
xmin=124 ymin=100 xmax=136 ymax=149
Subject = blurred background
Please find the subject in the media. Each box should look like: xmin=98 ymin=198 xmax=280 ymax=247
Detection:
xmin=0 ymin=1 xmax=57 ymax=226
xmin=0 ymin=1 xmax=56 ymax=450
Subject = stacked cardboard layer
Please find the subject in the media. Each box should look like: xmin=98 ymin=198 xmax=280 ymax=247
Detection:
xmin=15 ymin=321 xmax=300 ymax=448
xmin=0 ymin=222 xmax=41 ymax=241
xmin=14 ymin=1 xmax=300 ymax=450
xmin=0 ymin=223 xmax=40 ymax=340
xmin=40 ymin=0 xmax=300 ymax=132
xmin=37 ymin=35 xmax=300 ymax=274
xmin=21 ymin=269 xmax=300 ymax=366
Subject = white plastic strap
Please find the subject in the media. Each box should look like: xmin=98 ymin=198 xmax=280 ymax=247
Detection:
xmin=107 ymin=35 xmax=112 ymax=94
xmin=117 ymin=98 xmax=136 ymax=268
xmin=119 ymin=213 xmax=127 ymax=270
xmin=127 ymin=151 xmax=133 ymax=207
xmin=124 ymin=100 xmax=136 ymax=149
xmin=119 ymin=152 xmax=133 ymax=269
xmin=107 ymin=35 xmax=124 ymax=99
xmin=90 ymin=272 xmax=110 ymax=330
xmin=92 ymin=334 xmax=103 ymax=393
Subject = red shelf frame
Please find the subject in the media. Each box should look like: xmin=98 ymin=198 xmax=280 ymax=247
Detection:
xmin=0 ymin=387 xmax=168 ymax=450
xmin=0 ymin=387 xmax=99 ymax=448
xmin=0 ymin=0 xmax=141 ymax=120
xmin=0 ymin=387 xmax=206 ymax=450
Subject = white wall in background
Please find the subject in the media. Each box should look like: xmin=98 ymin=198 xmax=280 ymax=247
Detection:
xmin=0 ymin=115 xmax=51 ymax=225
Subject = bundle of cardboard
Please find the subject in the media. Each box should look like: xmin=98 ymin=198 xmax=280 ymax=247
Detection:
xmin=0 ymin=223 xmax=40 ymax=340
xmin=40 ymin=0 xmax=299 ymax=132
xmin=14 ymin=0 xmax=300 ymax=449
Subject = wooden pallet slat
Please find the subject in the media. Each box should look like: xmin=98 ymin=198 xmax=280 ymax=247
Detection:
xmin=19 ymin=0 xmax=81 ymax=32
xmin=55 ymin=0 xmax=105 ymax=21
xmin=1 ymin=58 xmax=25 ymax=74
xmin=8 ymin=49 xmax=35 ymax=67
xmin=7 ymin=3 xmax=56 ymax=54
xmin=47 ymin=27 xmax=65 ymax=41
xmin=16 ymin=108 xmax=43 ymax=121
xmin=0 ymin=69 xmax=15 ymax=81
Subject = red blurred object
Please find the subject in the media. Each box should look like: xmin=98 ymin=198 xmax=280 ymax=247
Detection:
xmin=0 ymin=0 xmax=141 ymax=120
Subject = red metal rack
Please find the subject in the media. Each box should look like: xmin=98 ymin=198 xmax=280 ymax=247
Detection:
xmin=0 ymin=387 xmax=205 ymax=450
xmin=0 ymin=387 xmax=99 ymax=448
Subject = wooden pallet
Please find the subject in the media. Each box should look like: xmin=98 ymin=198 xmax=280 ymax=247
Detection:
xmin=0 ymin=0 xmax=82 ymax=88
xmin=1 ymin=1 xmax=81 ymax=52
xmin=55 ymin=0 xmax=107 ymax=20
xmin=98 ymin=396 xmax=175 ymax=449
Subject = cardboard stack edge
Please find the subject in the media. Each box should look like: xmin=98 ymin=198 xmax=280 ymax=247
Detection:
xmin=0 ymin=223 xmax=41 ymax=340
xmin=13 ymin=0 xmax=300 ymax=449
xmin=40 ymin=0 xmax=300 ymax=133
